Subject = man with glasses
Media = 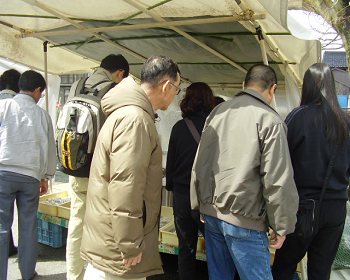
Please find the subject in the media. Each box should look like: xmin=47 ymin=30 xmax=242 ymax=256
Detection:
xmin=168 ymin=80 xmax=181 ymax=95
xmin=81 ymin=56 xmax=180 ymax=280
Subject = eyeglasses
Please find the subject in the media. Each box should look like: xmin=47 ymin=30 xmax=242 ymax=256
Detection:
xmin=168 ymin=81 xmax=181 ymax=95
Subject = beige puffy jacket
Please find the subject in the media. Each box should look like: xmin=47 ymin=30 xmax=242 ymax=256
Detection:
xmin=81 ymin=77 xmax=163 ymax=278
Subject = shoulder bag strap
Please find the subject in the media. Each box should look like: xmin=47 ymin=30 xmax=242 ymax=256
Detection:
xmin=184 ymin=118 xmax=201 ymax=144
xmin=318 ymin=145 xmax=339 ymax=208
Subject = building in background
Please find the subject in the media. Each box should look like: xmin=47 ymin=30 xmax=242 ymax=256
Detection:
xmin=58 ymin=73 xmax=88 ymax=106
xmin=323 ymin=51 xmax=350 ymax=112
xmin=323 ymin=51 xmax=348 ymax=71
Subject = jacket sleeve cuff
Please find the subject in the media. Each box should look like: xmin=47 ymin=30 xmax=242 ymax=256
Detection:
xmin=120 ymin=240 xmax=145 ymax=259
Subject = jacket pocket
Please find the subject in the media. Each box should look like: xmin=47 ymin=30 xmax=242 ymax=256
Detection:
xmin=198 ymin=171 xmax=216 ymax=204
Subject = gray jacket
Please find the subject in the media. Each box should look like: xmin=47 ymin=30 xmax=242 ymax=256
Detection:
xmin=68 ymin=67 xmax=115 ymax=99
xmin=190 ymin=89 xmax=299 ymax=236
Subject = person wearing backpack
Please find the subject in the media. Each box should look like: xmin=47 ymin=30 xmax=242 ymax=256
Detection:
xmin=64 ymin=54 xmax=129 ymax=280
xmin=80 ymin=56 xmax=181 ymax=280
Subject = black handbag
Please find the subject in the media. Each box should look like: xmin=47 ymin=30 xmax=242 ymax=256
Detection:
xmin=295 ymin=198 xmax=317 ymax=238
xmin=294 ymin=147 xmax=338 ymax=239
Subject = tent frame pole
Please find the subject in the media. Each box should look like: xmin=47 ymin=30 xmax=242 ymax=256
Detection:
xmin=233 ymin=0 xmax=302 ymax=85
xmin=43 ymin=40 xmax=53 ymax=192
xmin=122 ymin=0 xmax=248 ymax=73
xmin=21 ymin=0 xmax=147 ymax=62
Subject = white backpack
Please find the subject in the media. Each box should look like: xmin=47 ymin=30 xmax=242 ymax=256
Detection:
xmin=56 ymin=77 xmax=115 ymax=177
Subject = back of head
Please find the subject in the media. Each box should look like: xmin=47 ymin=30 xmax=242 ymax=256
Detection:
xmin=0 ymin=69 xmax=21 ymax=92
xmin=19 ymin=70 xmax=46 ymax=93
xmin=100 ymin=54 xmax=129 ymax=78
xmin=141 ymin=56 xmax=180 ymax=86
xmin=301 ymin=63 xmax=336 ymax=105
xmin=180 ymin=82 xmax=214 ymax=118
xmin=244 ymin=64 xmax=277 ymax=90
xmin=301 ymin=62 xmax=348 ymax=144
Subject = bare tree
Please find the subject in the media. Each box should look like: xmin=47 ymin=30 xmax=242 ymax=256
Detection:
xmin=291 ymin=0 xmax=350 ymax=67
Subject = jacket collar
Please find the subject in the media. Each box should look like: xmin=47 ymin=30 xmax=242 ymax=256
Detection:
xmin=0 ymin=89 xmax=16 ymax=97
xmin=15 ymin=92 xmax=37 ymax=103
xmin=101 ymin=76 xmax=155 ymax=121
xmin=238 ymin=88 xmax=277 ymax=113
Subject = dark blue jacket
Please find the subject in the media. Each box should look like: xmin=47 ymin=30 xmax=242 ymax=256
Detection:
xmin=286 ymin=104 xmax=350 ymax=201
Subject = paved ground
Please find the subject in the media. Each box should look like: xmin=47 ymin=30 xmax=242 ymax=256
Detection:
xmin=8 ymin=178 xmax=68 ymax=280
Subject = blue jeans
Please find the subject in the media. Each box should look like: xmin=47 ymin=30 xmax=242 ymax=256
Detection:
xmin=204 ymin=215 xmax=272 ymax=280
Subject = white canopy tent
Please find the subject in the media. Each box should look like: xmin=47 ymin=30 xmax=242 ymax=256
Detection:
xmin=0 ymin=0 xmax=320 ymax=85
xmin=0 ymin=0 xmax=321 ymax=149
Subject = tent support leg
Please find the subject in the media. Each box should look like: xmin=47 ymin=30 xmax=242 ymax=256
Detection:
xmin=43 ymin=41 xmax=52 ymax=193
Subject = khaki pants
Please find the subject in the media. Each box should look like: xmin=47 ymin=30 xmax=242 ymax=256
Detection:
xmin=66 ymin=176 xmax=89 ymax=280
xmin=84 ymin=263 xmax=146 ymax=280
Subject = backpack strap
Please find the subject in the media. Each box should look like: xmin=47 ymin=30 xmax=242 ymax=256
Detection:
xmin=80 ymin=79 xmax=115 ymax=97
xmin=75 ymin=76 xmax=89 ymax=96
xmin=95 ymin=82 xmax=116 ymax=98
xmin=184 ymin=118 xmax=201 ymax=144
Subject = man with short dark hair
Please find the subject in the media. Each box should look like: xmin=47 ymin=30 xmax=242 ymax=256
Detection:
xmin=66 ymin=53 xmax=130 ymax=280
xmin=0 ymin=68 xmax=21 ymax=257
xmin=81 ymin=56 xmax=180 ymax=280
xmin=0 ymin=70 xmax=56 ymax=280
xmin=190 ymin=64 xmax=299 ymax=280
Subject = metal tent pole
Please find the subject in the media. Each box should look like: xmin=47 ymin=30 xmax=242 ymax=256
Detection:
xmin=43 ymin=40 xmax=53 ymax=193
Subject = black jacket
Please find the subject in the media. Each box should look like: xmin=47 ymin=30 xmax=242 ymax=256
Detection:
xmin=286 ymin=104 xmax=350 ymax=200
xmin=166 ymin=112 xmax=208 ymax=193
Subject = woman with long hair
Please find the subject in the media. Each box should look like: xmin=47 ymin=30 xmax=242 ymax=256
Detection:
xmin=272 ymin=63 xmax=350 ymax=280
xmin=166 ymin=82 xmax=214 ymax=280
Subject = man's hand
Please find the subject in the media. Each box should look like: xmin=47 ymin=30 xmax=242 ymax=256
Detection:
xmin=39 ymin=179 xmax=49 ymax=196
xmin=269 ymin=231 xmax=286 ymax=249
xmin=122 ymin=252 xmax=142 ymax=269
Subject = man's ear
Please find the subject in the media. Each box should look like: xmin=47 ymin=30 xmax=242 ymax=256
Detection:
xmin=112 ymin=70 xmax=124 ymax=83
xmin=118 ymin=70 xmax=126 ymax=80
xmin=269 ymin=83 xmax=277 ymax=98
xmin=161 ymin=80 xmax=170 ymax=94
xmin=35 ymin=87 xmax=41 ymax=94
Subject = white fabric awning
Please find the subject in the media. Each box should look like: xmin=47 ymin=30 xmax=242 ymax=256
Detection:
xmin=0 ymin=0 xmax=321 ymax=94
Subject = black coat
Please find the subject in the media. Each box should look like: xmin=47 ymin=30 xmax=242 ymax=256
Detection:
xmin=166 ymin=112 xmax=208 ymax=194
xmin=286 ymin=104 xmax=350 ymax=200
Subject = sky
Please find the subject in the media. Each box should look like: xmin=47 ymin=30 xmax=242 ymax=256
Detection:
xmin=288 ymin=10 xmax=345 ymax=52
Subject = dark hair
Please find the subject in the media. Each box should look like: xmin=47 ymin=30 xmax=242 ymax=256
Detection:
xmin=214 ymin=96 xmax=225 ymax=106
xmin=180 ymin=82 xmax=214 ymax=118
xmin=244 ymin=64 xmax=277 ymax=90
xmin=301 ymin=63 xmax=349 ymax=144
xmin=100 ymin=54 xmax=129 ymax=77
xmin=19 ymin=70 xmax=46 ymax=92
xmin=141 ymin=56 xmax=180 ymax=86
xmin=0 ymin=69 xmax=20 ymax=92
